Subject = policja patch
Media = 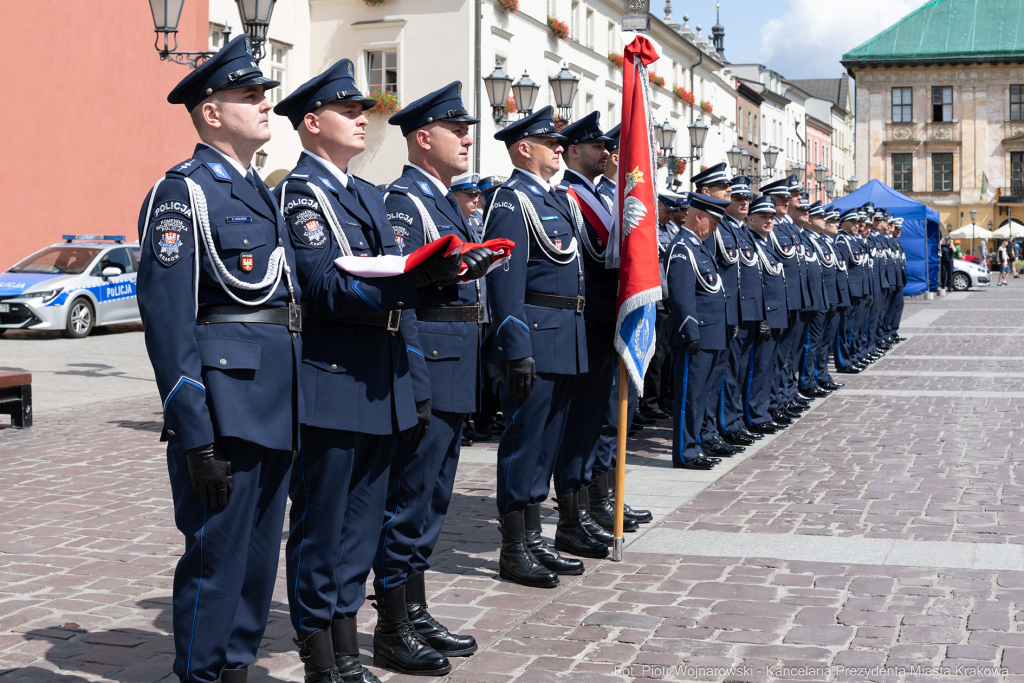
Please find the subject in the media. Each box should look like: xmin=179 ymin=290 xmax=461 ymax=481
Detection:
xmin=153 ymin=217 xmax=190 ymax=266
xmin=290 ymin=209 xmax=327 ymax=248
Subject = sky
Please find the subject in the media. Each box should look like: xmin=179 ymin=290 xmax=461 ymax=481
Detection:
xmin=655 ymin=0 xmax=924 ymax=79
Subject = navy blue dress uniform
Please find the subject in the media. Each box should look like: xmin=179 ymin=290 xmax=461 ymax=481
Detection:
xmin=744 ymin=195 xmax=790 ymax=433
xmin=886 ymin=219 xmax=907 ymax=339
xmin=816 ymin=207 xmax=851 ymax=385
xmin=641 ymin=192 xmax=682 ymax=417
xmin=372 ymin=81 xmax=488 ymax=670
xmin=802 ymin=203 xmax=839 ymax=392
xmin=137 ymin=35 xmax=299 ymax=683
xmin=665 ymin=193 xmax=731 ymax=469
xmin=716 ymin=177 xmax=765 ymax=441
xmin=839 ymin=208 xmax=871 ymax=369
xmin=271 ymin=61 xmax=448 ymax=681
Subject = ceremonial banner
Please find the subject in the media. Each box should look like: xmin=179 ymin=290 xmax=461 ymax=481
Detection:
xmin=613 ymin=32 xmax=662 ymax=393
xmin=335 ymin=234 xmax=514 ymax=281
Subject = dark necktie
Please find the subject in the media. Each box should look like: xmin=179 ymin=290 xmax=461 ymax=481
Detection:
xmin=246 ymin=170 xmax=277 ymax=214
xmin=345 ymin=181 xmax=380 ymax=252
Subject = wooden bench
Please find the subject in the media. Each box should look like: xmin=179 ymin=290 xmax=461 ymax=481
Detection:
xmin=0 ymin=372 xmax=32 ymax=428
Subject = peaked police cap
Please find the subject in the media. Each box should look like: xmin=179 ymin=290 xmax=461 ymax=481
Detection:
xmin=389 ymin=81 xmax=479 ymax=136
xmin=559 ymin=111 xmax=610 ymax=147
xmin=274 ymin=59 xmax=376 ymax=129
xmin=494 ymin=106 xmax=566 ymax=148
xmin=168 ymin=35 xmax=280 ymax=111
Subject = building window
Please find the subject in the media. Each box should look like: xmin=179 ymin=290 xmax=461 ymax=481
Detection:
xmin=1012 ymin=86 xmax=1024 ymax=121
xmin=209 ymin=23 xmax=227 ymax=51
xmin=585 ymin=8 xmax=594 ymax=49
xmin=1012 ymin=152 xmax=1024 ymax=189
xmin=571 ymin=1 xmax=580 ymax=42
xmin=892 ymin=87 xmax=912 ymax=123
xmin=932 ymin=86 xmax=953 ymax=122
xmin=932 ymin=153 xmax=953 ymax=192
xmin=608 ymin=21 xmax=615 ymax=53
xmin=892 ymin=153 xmax=912 ymax=192
xmin=268 ymin=42 xmax=289 ymax=104
xmin=367 ymin=50 xmax=398 ymax=95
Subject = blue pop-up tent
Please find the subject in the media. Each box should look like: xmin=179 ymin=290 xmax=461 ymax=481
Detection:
xmin=830 ymin=179 xmax=941 ymax=295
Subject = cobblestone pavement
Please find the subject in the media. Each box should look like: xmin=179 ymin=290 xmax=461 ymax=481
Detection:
xmin=0 ymin=283 xmax=1022 ymax=682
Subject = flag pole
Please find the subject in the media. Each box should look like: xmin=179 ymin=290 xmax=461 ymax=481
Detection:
xmin=612 ymin=361 xmax=628 ymax=561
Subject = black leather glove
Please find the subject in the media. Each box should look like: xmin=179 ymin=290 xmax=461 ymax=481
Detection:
xmin=506 ymin=357 xmax=537 ymax=399
xmin=685 ymin=339 xmax=701 ymax=355
xmin=185 ymin=443 xmax=234 ymax=511
xmin=455 ymin=247 xmax=494 ymax=283
xmin=827 ymin=305 xmax=837 ymax=319
xmin=729 ymin=325 xmax=739 ymax=339
xmin=415 ymin=248 xmax=463 ymax=287
xmin=757 ymin=321 xmax=771 ymax=342
xmin=403 ymin=398 xmax=432 ymax=442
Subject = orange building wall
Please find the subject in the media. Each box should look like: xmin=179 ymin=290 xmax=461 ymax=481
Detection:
xmin=0 ymin=0 xmax=210 ymax=271
xmin=805 ymin=124 xmax=832 ymax=204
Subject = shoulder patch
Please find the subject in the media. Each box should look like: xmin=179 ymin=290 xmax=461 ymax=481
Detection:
xmin=153 ymin=200 xmax=192 ymax=220
xmin=166 ymin=158 xmax=202 ymax=177
xmin=206 ymin=162 xmax=231 ymax=180
xmin=388 ymin=182 xmax=410 ymax=195
xmin=504 ymin=179 xmax=519 ymax=189
xmin=527 ymin=185 xmax=543 ymax=196
xmin=493 ymin=200 xmax=517 ymax=213
xmin=416 ymin=181 xmax=434 ymax=197
xmin=152 ymin=217 xmax=190 ymax=266
xmin=318 ymin=176 xmax=337 ymax=192
xmin=388 ymin=211 xmax=414 ymax=225
xmin=689 ymin=236 xmax=700 ymax=246
xmin=283 ymin=196 xmax=319 ymax=216
xmin=290 ymin=209 xmax=328 ymax=248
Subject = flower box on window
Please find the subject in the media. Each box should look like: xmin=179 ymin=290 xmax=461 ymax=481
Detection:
xmin=496 ymin=0 xmax=519 ymax=12
xmin=547 ymin=16 xmax=570 ymax=40
xmin=368 ymin=87 xmax=400 ymax=115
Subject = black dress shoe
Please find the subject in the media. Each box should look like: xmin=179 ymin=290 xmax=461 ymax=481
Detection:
xmin=602 ymin=472 xmax=653 ymax=524
xmin=786 ymin=401 xmax=808 ymax=412
xmin=461 ymin=436 xmax=474 ymax=447
xmin=554 ymin=494 xmax=609 ymax=559
xmin=462 ymin=424 xmax=491 ymax=442
xmin=791 ymin=395 xmax=812 ymax=405
xmin=633 ymin=412 xmax=655 ymax=425
xmin=738 ymin=427 xmax=763 ymax=440
xmin=640 ymin=406 xmax=670 ymax=420
xmin=721 ymin=431 xmax=754 ymax=446
xmin=295 ymin=628 xmax=341 ymax=683
xmin=701 ymin=440 xmax=737 ymax=457
xmin=221 ymin=669 xmax=248 ymax=683
xmin=630 ymin=417 xmax=645 ymax=432
xmin=333 ymin=617 xmax=382 ymax=683
xmin=588 ymin=474 xmax=639 ymax=531
xmin=674 ymin=456 xmax=716 ymax=470
xmin=371 ymin=586 xmax=452 ymax=676
xmin=897 ymin=336 xmax=907 ymax=342
xmin=489 ymin=419 xmax=507 ymax=434
xmin=578 ymin=488 xmax=615 ymax=545
xmin=523 ymin=504 xmax=583 ymax=576
xmin=748 ymin=422 xmax=778 ymax=435
xmin=500 ymin=509 xmax=561 ymax=586
xmin=769 ymin=409 xmax=793 ymax=425
xmin=406 ymin=573 xmax=477 ymax=657
xmin=838 ymin=366 xmax=861 ymax=374
xmin=820 ymin=381 xmax=844 ymax=390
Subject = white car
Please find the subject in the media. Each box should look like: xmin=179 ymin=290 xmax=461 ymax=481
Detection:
xmin=951 ymin=258 xmax=991 ymax=291
xmin=0 ymin=235 xmax=141 ymax=338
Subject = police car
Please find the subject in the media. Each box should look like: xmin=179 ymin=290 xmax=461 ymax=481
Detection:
xmin=0 ymin=235 xmax=141 ymax=338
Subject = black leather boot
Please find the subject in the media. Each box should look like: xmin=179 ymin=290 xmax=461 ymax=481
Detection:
xmin=405 ymin=572 xmax=477 ymax=657
xmin=603 ymin=471 xmax=652 ymax=524
xmin=332 ymin=617 xmax=379 ymax=683
xmin=589 ymin=473 xmax=640 ymax=530
xmin=221 ymin=669 xmax=247 ymax=683
xmin=577 ymin=487 xmax=614 ymax=546
xmin=371 ymin=585 xmax=451 ymax=676
xmin=554 ymin=493 xmax=609 ymax=559
xmin=294 ymin=627 xmax=340 ymax=683
xmin=523 ymin=504 xmax=583 ymax=576
xmin=500 ymin=509 xmax=561 ymax=586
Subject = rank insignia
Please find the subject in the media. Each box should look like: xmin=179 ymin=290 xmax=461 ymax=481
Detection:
xmin=240 ymin=252 xmax=254 ymax=272
xmin=689 ymin=236 xmax=701 ymax=245
xmin=527 ymin=185 xmax=543 ymax=196
xmin=318 ymin=176 xmax=337 ymax=192
xmin=207 ymin=163 xmax=231 ymax=180
xmin=416 ymin=181 xmax=434 ymax=197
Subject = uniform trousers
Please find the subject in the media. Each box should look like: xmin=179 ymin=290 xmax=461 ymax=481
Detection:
xmin=865 ymin=292 xmax=884 ymax=353
xmin=719 ymin=322 xmax=756 ymax=435
xmin=883 ymin=289 xmax=900 ymax=336
xmin=496 ymin=373 xmax=575 ymax=514
xmin=374 ymin=410 xmax=463 ymax=595
xmin=559 ymin=344 xmax=616 ymax=497
xmin=287 ymin=426 xmax=392 ymax=636
xmin=169 ymin=438 xmax=291 ymax=683
xmin=744 ymin=329 xmax=782 ymax=427
xmin=701 ymin=340 xmax=729 ymax=442
xmin=588 ymin=360 xmax=638 ymax=485
xmin=801 ymin=311 xmax=828 ymax=390
xmin=671 ymin=347 xmax=721 ymax=464
xmin=854 ymin=296 xmax=872 ymax=357
xmin=641 ymin=308 xmax=671 ymax=412
xmin=890 ymin=290 xmax=905 ymax=333
xmin=836 ymin=301 xmax=860 ymax=368
xmin=788 ymin=311 xmax=814 ymax=397
xmin=770 ymin=312 xmax=799 ymax=410
xmin=819 ymin=307 xmax=842 ymax=381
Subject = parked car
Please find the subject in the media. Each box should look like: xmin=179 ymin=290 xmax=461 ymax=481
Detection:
xmin=0 ymin=235 xmax=141 ymax=338
xmin=950 ymin=258 xmax=991 ymax=291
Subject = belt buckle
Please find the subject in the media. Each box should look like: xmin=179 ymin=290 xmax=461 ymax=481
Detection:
xmin=288 ymin=302 xmax=303 ymax=333
xmin=386 ymin=309 xmax=402 ymax=333
xmin=575 ymin=296 xmax=585 ymax=314
xmin=476 ymin=303 xmax=484 ymax=325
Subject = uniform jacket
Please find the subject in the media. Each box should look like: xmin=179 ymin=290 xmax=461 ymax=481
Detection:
xmin=820 ymin=233 xmax=851 ymax=307
xmin=721 ymin=216 xmax=764 ymax=324
xmin=752 ymin=231 xmax=789 ymax=329
xmin=656 ymin=222 xmax=679 ymax=310
xmin=806 ymin=231 xmax=838 ymax=308
xmin=665 ymin=226 xmax=727 ymax=350
xmin=870 ymin=232 xmax=892 ymax=290
xmin=560 ymin=170 xmax=617 ymax=356
xmin=773 ymin=216 xmax=811 ymax=313
xmin=483 ymin=169 xmax=588 ymax=375
xmin=596 ymin=176 xmax=616 ymax=209
xmin=798 ymin=227 xmax=828 ymax=313
xmin=137 ymin=144 xmax=302 ymax=453
xmin=274 ymin=152 xmax=427 ymax=435
xmin=835 ymin=231 xmax=866 ymax=299
xmin=386 ymin=166 xmax=481 ymax=414
xmin=710 ymin=217 xmax=741 ymax=326
xmin=865 ymin=235 xmax=882 ymax=296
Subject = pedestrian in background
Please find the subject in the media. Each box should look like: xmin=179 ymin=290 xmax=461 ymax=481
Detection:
xmin=997 ymin=240 xmax=1010 ymax=286
xmin=940 ymin=237 xmax=955 ymax=290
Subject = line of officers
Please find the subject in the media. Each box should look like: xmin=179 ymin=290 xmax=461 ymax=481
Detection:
xmin=647 ymin=168 xmax=909 ymax=471
xmin=137 ymin=38 xmax=657 ymax=683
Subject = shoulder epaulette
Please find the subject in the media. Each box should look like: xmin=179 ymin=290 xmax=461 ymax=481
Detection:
xmin=555 ymin=184 xmax=568 ymax=192
xmin=503 ymin=178 xmax=519 ymax=189
xmin=387 ymin=181 xmax=411 ymax=195
xmin=166 ymin=158 xmax=202 ymax=177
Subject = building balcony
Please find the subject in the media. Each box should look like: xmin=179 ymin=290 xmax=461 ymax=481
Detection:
xmin=998 ymin=186 xmax=1024 ymax=204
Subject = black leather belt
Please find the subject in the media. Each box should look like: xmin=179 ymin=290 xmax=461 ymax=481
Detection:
xmin=197 ymin=304 xmax=302 ymax=332
xmin=525 ymin=292 xmax=585 ymax=313
xmin=416 ymin=305 xmax=482 ymax=323
xmin=301 ymin=303 xmax=401 ymax=333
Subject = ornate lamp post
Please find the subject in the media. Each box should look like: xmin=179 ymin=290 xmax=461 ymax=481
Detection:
xmin=234 ymin=0 xmax=277 ymax=63
xmin=512 ymin=70 xmax=541 ymax=117
xmin=823 ymin=175 xmax=837 ymax=200
xmin=150 ymin=0 xmax=276 ymax=68
xmin=482 ymin=61 xmax=513 ymax=126
xmin=549 ymin=62 xmax=580 ymax=122
xmin=847 ymin=175 xmax=859 ymax=193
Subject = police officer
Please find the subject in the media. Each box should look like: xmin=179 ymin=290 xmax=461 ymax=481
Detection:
xmin=596 ymin=124 xmax=620 ymax=207
xmin=744 ymin=195 xmax=790 ymax=435
xmin=665 ymin=193 xmax=732 ymax=469
xmin=557 ymin=112 xmax=637 ymax=557
xmin=484 ymin=106 xmax=588 ymax=588
xmin=792 ymin=196 xmax=830 ymax=399
xmin=641 ymin=192 xmax=681 ymax=419
xmin=813 ymin=205 xmax=849 ymax=389
xmin=376 ymin=82 xmax=496 ymax=672
xmin=803 ymin=201 xmax=845 ymax=393
xmin=858 ymin=206 xmax=884 ymax=362
xmin=889 ymin=218 xmax=908 ymax=343
xmin=138 ymin=35 xmax=299 ymax=683
xmin=717 ymin=176 xmax=769 ymax=445
xmin=835 ymin=208 xmax=868 ymax=374
xmin=272 ymin=61 xmax=464 ymax=681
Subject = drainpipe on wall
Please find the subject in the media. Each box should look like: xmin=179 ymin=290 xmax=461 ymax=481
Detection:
xmin=474 ymin=0 xmax=482 ymax=173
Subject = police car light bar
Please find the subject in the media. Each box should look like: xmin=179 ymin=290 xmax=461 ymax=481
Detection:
xmin=63 ymin=235 xmax=125 ymax=243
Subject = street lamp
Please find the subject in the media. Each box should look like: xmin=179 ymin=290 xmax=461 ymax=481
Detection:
xmin=659 ymin=119 xmax=678 ymax=153
xmin=824 ymin=175 xmax=836 ymax=198
xmin=483 ymin=61 xmax=513 ymax=126
xmin=847 ymin=175 xmax=859 ymax=192
xmin=726 ymin=145 xmax=745 ymax=173
xmin=814 ymin=164 xmax=827 ymax=184
xmin=234 ymin=0 xmax=277 ymax=63
xmin=788 ymin=165 xmax=805 ymax=185
xmin=254 ymin=149 xmax=267 ymax=170
xmin=763 ymin=146 xmax=779 ymax=172
xmin=150 ymin=0 xmax=231 ymax=68
xmin=688 ymin=117 xmax=709 ymax=151
xmin=512 ymin=70 xmax=540 ymax=116
xmin=550 ymin=61 xmax=580 ymax=122
xmin=970 ymin=207 xmax=978 ymax=256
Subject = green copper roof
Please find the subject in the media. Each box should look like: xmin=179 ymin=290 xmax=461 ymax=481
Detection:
xmin=842 ymin=0 xmax=1024 ymax=67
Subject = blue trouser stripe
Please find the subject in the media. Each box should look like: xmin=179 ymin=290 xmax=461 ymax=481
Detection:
xmin=185 ymin=510 xmax=206 ymax=680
